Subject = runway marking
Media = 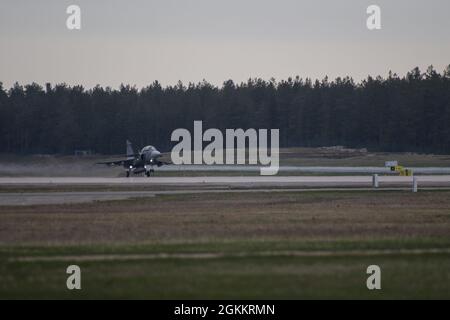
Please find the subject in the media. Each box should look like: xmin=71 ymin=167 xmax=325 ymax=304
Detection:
xmin=10 ymin=248 xmax=450 ymax=263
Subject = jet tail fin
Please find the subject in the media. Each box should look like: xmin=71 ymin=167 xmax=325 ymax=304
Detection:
xmin=126 ymin=140 xmax=135 ymax=159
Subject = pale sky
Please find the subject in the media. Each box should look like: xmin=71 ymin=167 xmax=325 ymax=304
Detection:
xmin=1 ymin=0 xmax=449 ymax=88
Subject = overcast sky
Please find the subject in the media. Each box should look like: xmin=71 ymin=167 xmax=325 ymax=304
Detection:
xmin=1 ymin=0 xmax=449 ymax=88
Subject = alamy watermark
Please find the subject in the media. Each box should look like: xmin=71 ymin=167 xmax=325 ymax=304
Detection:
xmin=66 ymin=4 xmax=381 ymax=31
xmin=367 ymin=5 xmax=381 ymax=30
xmin=66 ymin=5 xmax=81 ymax=30
xmin=66 ymin=265 xmax=81 ymax=290
xmin=171 ymin=121 xmax=279 ymax=175
xmin=366 ymin=265 xmax=381 ymax=290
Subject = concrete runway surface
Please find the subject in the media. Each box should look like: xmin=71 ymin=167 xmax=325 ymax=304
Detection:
xmin=159 ymin=165 xmax=450 ymax=174
xmin=1 ymin=176 xmax=449 ymax=206
xmin=1 ymin=175 xmax=450 ymax=186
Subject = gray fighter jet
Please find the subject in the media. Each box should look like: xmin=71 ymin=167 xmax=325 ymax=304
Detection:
xmin=97 ymin=140 xmax=170 ymax=177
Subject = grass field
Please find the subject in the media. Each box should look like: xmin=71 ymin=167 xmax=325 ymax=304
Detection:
xmin=1 ymin=190 xmax=450 ymax=299
xmin=2 ymin=240 xmax=450 ymax=299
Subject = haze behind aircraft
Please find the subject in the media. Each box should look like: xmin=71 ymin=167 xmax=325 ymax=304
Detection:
xmin=97 ymin=140 xmax=170 ymax=177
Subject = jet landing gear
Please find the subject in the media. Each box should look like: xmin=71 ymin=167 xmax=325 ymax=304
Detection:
xmin=145 ymin=166 xmax=155 ymax=177
xmin=126 ymin=166 xmax=133 ymax=178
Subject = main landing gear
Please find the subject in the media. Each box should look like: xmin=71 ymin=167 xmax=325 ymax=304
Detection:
xmin=125 ymin=166 xmax=154 ymax=178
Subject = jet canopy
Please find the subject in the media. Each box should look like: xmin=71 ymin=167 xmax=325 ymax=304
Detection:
xmin=140 ymin=145 xmax=156 ymax=154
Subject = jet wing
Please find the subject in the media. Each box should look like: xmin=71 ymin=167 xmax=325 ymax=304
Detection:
xmin=96 ymin=158 xmax=133 ymax=167
xmin=156 ymin=152 xmax=173 ymax=165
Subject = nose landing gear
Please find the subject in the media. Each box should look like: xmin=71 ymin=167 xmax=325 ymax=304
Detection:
xmin=145 ymin=166 xmax=155 ymax=177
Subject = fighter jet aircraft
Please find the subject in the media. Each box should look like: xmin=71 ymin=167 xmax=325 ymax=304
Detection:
xmin=97 ymin=140 xmax=170 ymax=177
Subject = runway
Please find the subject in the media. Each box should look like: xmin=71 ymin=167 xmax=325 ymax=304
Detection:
xmin=1 ymin=175 xmax=450 ymax=187
xmin=159 ymin=165 xmax=450 ymax=174
xmin=1 ymin=176 xmax=450 ymax=206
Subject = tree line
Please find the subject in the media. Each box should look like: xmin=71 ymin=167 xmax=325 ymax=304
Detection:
xmin=0 ymin=65 xmax=449 ymax=155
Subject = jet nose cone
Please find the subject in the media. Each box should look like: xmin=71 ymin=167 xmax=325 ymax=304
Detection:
xmin=154 ymin=150 xmax=161 ymax=157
